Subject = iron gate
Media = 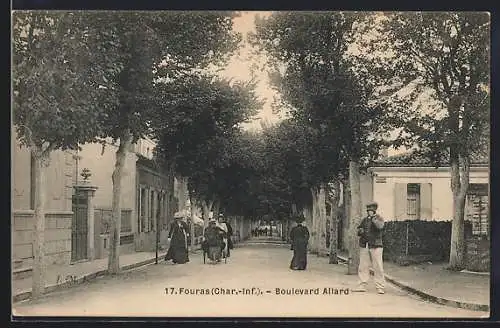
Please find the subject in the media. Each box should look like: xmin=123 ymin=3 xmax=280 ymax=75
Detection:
xmin=71 ymin=194 xmax=88 ymax=261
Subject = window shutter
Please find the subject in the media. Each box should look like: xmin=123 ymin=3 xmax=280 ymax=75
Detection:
xmin=394 ymin=183 xmax=407 ymax=220
xmin=420 ymin=183 xmax=432 ymax=220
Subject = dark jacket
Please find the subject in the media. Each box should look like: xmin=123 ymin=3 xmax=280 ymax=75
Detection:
xmin=204 ymin=225 xmax=225 ymax=247
xmin=357 ymin=214 xmax=384 ymax=248
xmin=168 ymin=221 xmax=189 ymax=241
xmin=225 ymin=222 xmax=234 ymax=249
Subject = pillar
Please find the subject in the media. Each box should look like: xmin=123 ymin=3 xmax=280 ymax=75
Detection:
xmin=74 ymin=184 xmax=98 ymax=261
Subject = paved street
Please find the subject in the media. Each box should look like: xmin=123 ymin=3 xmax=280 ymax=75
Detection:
xmin=13 ymin=243 xmax=488 ymax=318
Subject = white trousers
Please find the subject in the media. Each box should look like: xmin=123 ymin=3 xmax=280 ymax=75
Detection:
xmin=358 ymin=245 xmax=385 ymax=289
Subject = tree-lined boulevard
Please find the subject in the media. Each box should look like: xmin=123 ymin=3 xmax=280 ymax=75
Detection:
xmin=12 ymin=11 xmax=489 ymax=316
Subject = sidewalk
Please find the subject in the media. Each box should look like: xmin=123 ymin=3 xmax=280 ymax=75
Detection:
xmin=337 ymin=252 xmax=490 ymax=311
xmin=12 ymin=247 xmax=202 ymax=303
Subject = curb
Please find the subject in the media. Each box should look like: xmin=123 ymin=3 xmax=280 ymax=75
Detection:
xmin=13 ymin=252 xmax=169 ymax=304
xmin=336 ymin=255 xmax=489 ymax=312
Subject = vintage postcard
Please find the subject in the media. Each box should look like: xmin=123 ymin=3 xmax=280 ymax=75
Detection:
xmin=11 ymin=10 xmax=490 ymax=319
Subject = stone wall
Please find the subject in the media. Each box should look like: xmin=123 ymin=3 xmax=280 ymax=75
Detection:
xmin=94 ymin=208 xmax=136 ymax=259
xmin=95 ymin=233 xmax=136 ymax=259
xmin=465 ymin=238 xmax=490 ymax=272
xmin=135 ymin=231 xmax=158 ymax=253
xmin=11 ymin=129 xmax=75 ymax=213
xmin=12 ymin=210 xmax=72 ymax=268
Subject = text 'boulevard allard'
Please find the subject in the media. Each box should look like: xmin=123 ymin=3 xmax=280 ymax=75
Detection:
xmin=165 ymin=287 xmax=350 ymax=296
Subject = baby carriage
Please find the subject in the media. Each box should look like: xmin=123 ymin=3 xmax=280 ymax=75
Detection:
xmin=202 ymin=228 xmax=227 ymax=264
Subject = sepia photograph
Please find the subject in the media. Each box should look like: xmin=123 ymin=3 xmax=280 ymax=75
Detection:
xmin=11 ymin=10 xmax=490 ymax=319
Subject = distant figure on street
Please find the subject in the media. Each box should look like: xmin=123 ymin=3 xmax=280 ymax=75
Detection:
xmin=289 ymin=215 xmax=309 ymax=270
xmin=219 ymin=215 xmax=234 ymax=257
xmin=165 ymin=212 xmax=190 ymax=264
xmin=352 ymin=201 xmax=386 ymax=294
xmin=203 ymin=218 xmax=225 ymax=263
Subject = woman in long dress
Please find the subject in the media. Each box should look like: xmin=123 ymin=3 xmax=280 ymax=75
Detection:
xmin=289 ymin=216 xmax=309 ymax=270
xmin=165 ymin=212 xmax=190 ymax=264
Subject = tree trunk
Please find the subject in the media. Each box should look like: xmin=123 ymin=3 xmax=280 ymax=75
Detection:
xmin=302 ymin=205 xmax=313 ymax=251
xmin=108 ymin=130 xmax=132 ymax=275
xmin=31 ymin=150 xmax=50 ymax=299
xmin=177 ymin=177 xmax=189 ymax=212
xmin=189 ymin=195 xmax=195 ymax=248
xmin=213 ymin=198 xmax=220 ymax=219
xmin=329 ymin=178 xmax=341 ymax=264
xmin=310 ymin=188 xmax=319 ymax=254
xmin=449 ymin=154 xmax=470 ymax=270
xmin=289 ymin=218 xmax=293 ymax=242
xmin=347 ymin=160 xmax=362 ymax=275
xmin=317 ymin=184 xmax=328 ymax=256
xmin=201 ymin=200 xmax=213 ymax=235
xmin=342 ymin=178 xmax=351 ymax=251
xmin=447 ymin=95 xmax=470 ymax=270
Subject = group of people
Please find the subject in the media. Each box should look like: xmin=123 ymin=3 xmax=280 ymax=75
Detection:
xmin=251 ymin=226 xmax=272 ymax=237
xmin=165 ymin=201 xmax=386 ymax=294
xmin=202 ymin=214 xmax=234 ymax=263
xmin=288 ymin=201 xmax=386 ymax=294
xmin=164 ymin=211 xmax=234 ymax=265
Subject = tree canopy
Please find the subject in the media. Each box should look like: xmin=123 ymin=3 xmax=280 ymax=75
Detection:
xmin=153 ymin=74 xmax=262 ymax=207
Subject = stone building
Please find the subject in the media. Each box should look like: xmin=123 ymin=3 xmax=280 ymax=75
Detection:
xmin=76 ymin=136 xmax=176 ymax=257
xmin=12 ymin=128 xmax=75 ymax=277
xmin=367 ymin=151 xmax=490 ymax=271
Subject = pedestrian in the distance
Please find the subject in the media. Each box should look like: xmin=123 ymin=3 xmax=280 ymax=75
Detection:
xmin=352 ymin=201 xmax=386 ymax=294
xmin=165 ymin=211 xmax=190 ymax=264
xmin=289 ymin=215 xmax=309 ymax=270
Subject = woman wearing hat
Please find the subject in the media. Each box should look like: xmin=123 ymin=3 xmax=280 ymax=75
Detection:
xmin=289 ymin=215 xmax=310 ymax=270
xmin=353 ymin=201 xmax=386 ymax=294
xmin=164 ymin=211 xmax=190 ymax=264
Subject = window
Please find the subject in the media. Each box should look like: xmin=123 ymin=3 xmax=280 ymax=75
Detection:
xmin=157 ymin=192 xmax=165 ymax=229
xmin=139 ymin=187 xmax=147 ymax=233
xmin=150 ymin=190 xmax=156 ymax=231
xmin=395 ymin=183 xmax=432 ymax=220
xmin=467 ymin=184 xmax=489 ymax=238
xmin=407 ymin=183 xmax=421 ymax=220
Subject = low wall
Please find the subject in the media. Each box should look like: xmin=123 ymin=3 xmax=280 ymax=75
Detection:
xmin=12 ymin=210 xmax=72 ymax=268
xmin=95 ymin=232 xmax=136 ymax=259
xmin=134 ymin=229 xmax=170 ymax=253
